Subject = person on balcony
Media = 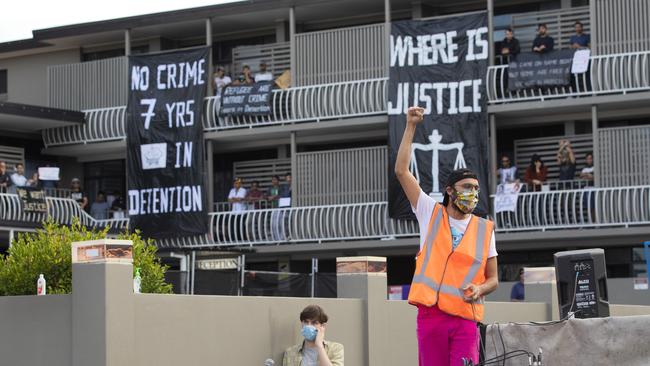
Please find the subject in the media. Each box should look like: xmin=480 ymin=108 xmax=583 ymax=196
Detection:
xmin=212 ymin=66 xmax=231 ymax=98
xmin=26 ymin=172 xmax=40 ymax=188
xmin=279 ymin=173 xmax=292 ymax=207
xmin=254 ymin=62 xmax=273 ymax=83
xmin=500 ymin=27 xmax=520 ymax=62
xmin=233 ymin=64 xmax=254 ymax=85
xmin=532 ymin=23 xmax=554 ymax=54
xmin=246 ymin=181 xmax=265 ymax=209
xmin=580 ymin=152 xmax=594 ymax=186
xmin=267 ymin=175 xmax=281 ymax=208
xmin=283 ymin=304 xmax=344 ymax=366
xmin=557 ymin=139 xmax=576 ymax=183
xmin=395 ymin=106 xmax=498 ymax=366
xmin=10 ymin=163 xmax=28 ymax=189
xmin=0 ymin=161 xmax=12 ymax=193
xmin=570 ymin=21 xmax=591 ymax=49
xmin=69 ymin=178 xmax=88 ymax=211
xmin=497 ymin=154 xmax=518 ymax=186
xmin=110 ymin=191 xmax=127 ymax=218
xmin=228 ymin=177 xmax=248 ymax=212
xmin=90 ymin=191 xmax=109 ymax=220
xmin=524 ymin=154 xmax=548 ymax=192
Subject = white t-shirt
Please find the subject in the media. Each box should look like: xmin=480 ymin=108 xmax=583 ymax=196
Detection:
xmin=214 ymin=75 xmax=232 ymax=96
xmin=581 ymin=166 xmax=594 ymax=175
xmin=10 ymin=173 xmax=27 ymax=187
xmin=412 ymin=190 xmax=497 ymax=258
xmin=254 ymin=72 xmax=273 ymax=82
xmin=228 ymin=187 xmax=248 ymax=212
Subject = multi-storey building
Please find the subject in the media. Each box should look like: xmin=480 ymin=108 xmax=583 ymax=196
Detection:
xmin=1 ymin=0 xmax=648 ymax=295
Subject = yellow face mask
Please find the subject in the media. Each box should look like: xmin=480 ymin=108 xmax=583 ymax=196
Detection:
xmin=453 ymin=189 xmax=479 ymax=214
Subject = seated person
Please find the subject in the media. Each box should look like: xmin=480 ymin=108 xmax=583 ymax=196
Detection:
xmin=283 ymin=305 xmax=344 ymax=366
xmin=532 ymin=23 xmax=554 ymax=53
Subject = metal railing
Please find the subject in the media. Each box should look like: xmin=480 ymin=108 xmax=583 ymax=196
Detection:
xmin=493 ymin=185 xmax=650 ymax=232
xmin=487 ymin=50 xmax=650 ymax=103
xmin=47 ymin=57 xmax=128 ymax=110
xmin=0 ymin=193 xmax=128 ymax=230
xmin=204 ymin=202 xmax=417 ymax=247
xmin=203 ymin=78 xmax=387 ymax=131
xmin=43 ymin=106 xmax=126 ymax=147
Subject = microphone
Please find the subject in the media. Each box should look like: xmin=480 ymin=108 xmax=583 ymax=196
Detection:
xmin=264 ymin=359 xmax=275 ymax=366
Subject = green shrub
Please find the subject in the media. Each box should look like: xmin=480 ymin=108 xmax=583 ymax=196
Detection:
xmin=0 ymin=218 xmax=172 ymax=296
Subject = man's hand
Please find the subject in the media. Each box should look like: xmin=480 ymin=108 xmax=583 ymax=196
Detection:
xmin=406 ymin=106 xmax=425 ymax=126
xmin=462 ymin=283 xmax=482 ymax=303
xmin=315 ymin=324 xmax=326 ymax=348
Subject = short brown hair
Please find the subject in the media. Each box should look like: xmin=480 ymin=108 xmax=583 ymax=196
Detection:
xmin=300 ymin=305 xmax=328 ymax=324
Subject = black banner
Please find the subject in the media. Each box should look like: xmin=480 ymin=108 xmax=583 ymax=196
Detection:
xmin=220 ymin=82 xmax=273 ymax=116
xmin=126 ymin=47 xmax=209 ymax=239
xmin=508 ymin=49 xmax=574 ymax=92
xmin=17 ymin=187 xmax=47 ymax=213
xmin=388 ymin=13 xmax=489 ymax=219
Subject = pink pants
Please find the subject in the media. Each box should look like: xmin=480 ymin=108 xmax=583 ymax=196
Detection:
xmin=416 ymin=305 xmax=478 ymax=366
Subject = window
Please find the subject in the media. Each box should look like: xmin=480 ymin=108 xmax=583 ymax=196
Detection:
xmin=0 ymin=69 xmax=7 ymax=96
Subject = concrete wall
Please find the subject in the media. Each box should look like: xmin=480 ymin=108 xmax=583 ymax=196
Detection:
xmin=134 ymin=295 xmax=366 ymax=365
xmin=487 ymin=279 xmax=650 ymax=306
xmin=0 ymin=49 xmax=80 ymax=106
xmin=0 ymin=257 xmax=649 ymax=366
xmin=0 ymin=295 xmax=72 ymax=366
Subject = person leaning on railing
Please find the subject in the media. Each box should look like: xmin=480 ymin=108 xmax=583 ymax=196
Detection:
xmin=245 ymin=181 xmax=265 ymax=209
xmin=0 ymin=160 xmax=12 ymax=193
xmin=532 ymin=23 xmax=554 ymax=54
xmin=570 ymin=21 xmax=591 ymax=49
xmin=524 ymin=154 xmax=548 ymax=192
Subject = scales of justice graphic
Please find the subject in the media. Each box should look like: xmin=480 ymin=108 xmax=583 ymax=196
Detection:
xmin=409 ymin=129 xmax=467 ymax=202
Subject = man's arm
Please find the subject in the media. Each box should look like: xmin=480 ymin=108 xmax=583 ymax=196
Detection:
xmin=480 ymin=257 xmax=499 ymax=297
xmin=394 ymin=106 xmax=425 ymax=209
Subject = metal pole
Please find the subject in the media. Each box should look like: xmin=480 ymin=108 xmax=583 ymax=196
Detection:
xmin=237 ymin=256 xmax=242 ymax=296
xmin=310 ymin=258 xmax=318 ymax=298
xmin=185 ymin=253 xmax=191 ymax=294
xmin=487 ymin=0 xmax=494 ymax=67
xmin=8 ymin=229 xmax=14 ymax=248
xmin=489 ymin=114 xmax=497 ymax=195
xmin=124 ymin=29 xmax=131 ymax=56
xmin=591 ymin=105 xmax=599 ymax=187
xmin=290 ymin=132 xmax=297 ymax=206
xmin=289 ymin=7 xmax=296 ymax=86
xmin=190 ymin=251 xmax=196 ymax=295
xmin=206 ymin=18 xmax=213 ymax=96
xmin=385 ymin=0 xmax=391 ymax=76
xmin=206 ymin=140 xmax=214 ymax=210
xmin=240 ymin=254 xmax=246 ymax=295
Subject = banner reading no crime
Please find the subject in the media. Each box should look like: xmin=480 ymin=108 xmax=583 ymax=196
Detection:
xmin=388 ymin=13 xmax=489 ymax=219
xmin=126 ymin=47 xmax=209 ymax=239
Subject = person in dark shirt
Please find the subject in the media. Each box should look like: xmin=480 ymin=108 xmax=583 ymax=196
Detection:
xmin=510 ymin=268 xmax=525 ymax=302
xmin=570 ymin=21 xmax=590 ymax=49
xmin=501 ymin=27 xmax=520 ymax=59
xmin=0 ymin=161 xmax=12 ymax=193
xmin=69 ymin=178 xmax=88 ymax=211
xmin=532 ymin=23 xmax=554 ymax=53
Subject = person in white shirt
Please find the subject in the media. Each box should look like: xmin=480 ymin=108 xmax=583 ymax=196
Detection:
xmin=10 ymin=163 xmax=28 ymax=188
xmin=254 ymin=62 xmax=273 ymax=82
xmin=228 ymin=177 xmax=248 ymax=212
xmin=213 ymin=66 xmax=232 ymax=98
xmin=579 ymin=152 xmax=594 ymax=185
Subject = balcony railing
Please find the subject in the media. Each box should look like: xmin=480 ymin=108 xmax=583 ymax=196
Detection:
xmin=203 ymin=78 xmax=387 ymax=131
xmin=0 ymin=193 xmax=128 ymax=230
xmin=493 ymin=185 xmax=650 ymax=232
xmin=42 ymin=78 xmax=388 ymax=146
xmin=487 ymin=50 xmax=650 ymax=103
xmin=203 ymin=201 xmax=417 ymax=247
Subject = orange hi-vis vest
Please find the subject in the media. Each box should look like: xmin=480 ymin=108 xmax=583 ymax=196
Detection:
xmin=408 ymin=203 xmax=494 ymax=322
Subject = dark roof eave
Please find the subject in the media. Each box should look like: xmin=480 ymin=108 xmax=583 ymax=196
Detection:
xmin=0 ymin=102 xmax=85 ymax=124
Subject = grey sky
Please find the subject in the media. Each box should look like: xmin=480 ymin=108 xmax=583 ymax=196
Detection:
xmin=0 ymin=0 xmax=239 ymax=43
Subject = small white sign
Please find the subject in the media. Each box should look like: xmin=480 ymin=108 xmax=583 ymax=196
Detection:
xmin=572 ymin=49 xmax=591 ymax=74
xmin=38 ymin=167 xmax=60 ymax=181
xmin=279 ymin=197 xmax=291 ymax=207
xmin=633 ymin=277 xmax=648 ymax=290
xmin=495 ymin=183 xmax=523 ymax=213
xmin=140 ymin=143 xmax=167 ymax=170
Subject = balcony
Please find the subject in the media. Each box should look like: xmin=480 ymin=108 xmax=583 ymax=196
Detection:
xmin=493 ymin=185 xmax=650 ymax=232
xmin=0 ymin=193 xmax=128 ymax=231
xmin=42 ymin=78 xmax=387 ymax=147
xmin=487 ymin=50 xmax=650 ymax=104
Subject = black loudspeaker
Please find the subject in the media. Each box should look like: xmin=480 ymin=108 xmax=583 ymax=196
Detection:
xmin=554 ymin=249 xmax=609 ymax=319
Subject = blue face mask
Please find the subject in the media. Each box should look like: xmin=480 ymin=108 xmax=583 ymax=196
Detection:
xmin=301 ymin=324 xmax=318 ymax=342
